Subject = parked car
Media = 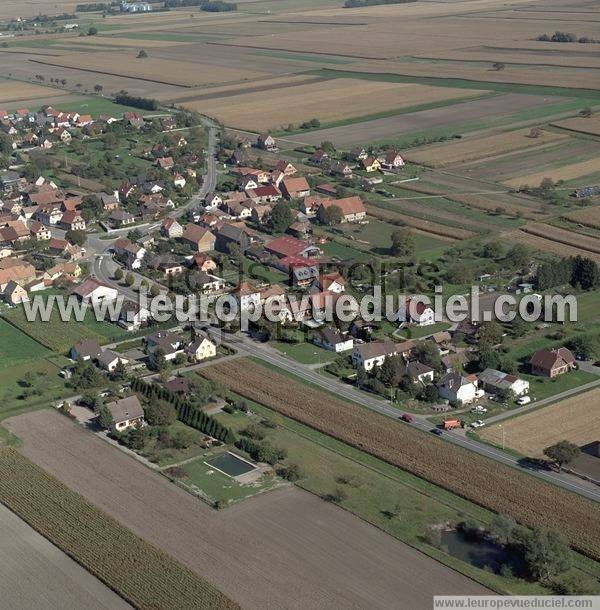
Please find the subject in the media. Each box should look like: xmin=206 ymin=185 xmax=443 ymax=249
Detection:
xmin=516 ymin=395 xmax=532 ymax=406
xmin=470 ymin=405 xmax=488 ymax=414
xmin=470 ymin=420 xmax=485 ymax=429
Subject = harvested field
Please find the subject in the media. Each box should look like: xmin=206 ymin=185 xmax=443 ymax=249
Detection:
xmin=449 ymin=193 xmax=543 ymax=220
xmin=521 ymin=223 xmax=600 ymax=255
xmin=480 ymin=388 xmax=600 ymax=458
xmin=0 ymin=447 xmax=236 ymax=610
xmin=0 ymin=503 xmax=130 ymax=610
xmin=504 ymin=230 xmax=600 ymax=263
xmin=3 ymin=410 xmax=487 ymax=609
xmin=181 ymin=79 xmax=485 ymax=132
xmin=201 ymin=359 xmax=600 ymax=561
xmin=563 ymin=207 xmax=600 ymax=230
xmin=293 ymin=93 xmax=568 ymax=147
xmin=0 ymin=80 xmax=67 ymax=104
xmin=552 ymin=116 xmax=600 ymax=137
xmin=29 ymin=53 xmax=270 ymax=88
xmin=365 ymin=205 xmax=475 ymax=240
xmin=504 ymin=157 xmax=600 ymax=187
xmin=404 ymin=128 xmax=569 ymax=168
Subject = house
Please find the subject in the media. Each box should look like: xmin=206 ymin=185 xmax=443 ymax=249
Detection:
xmin=145 ymin=331 xmax=184 ymax=361
xmin=430 ymin=331 xmax=452 ymax=355
xmin=404 ymin=297 xmax=435 ymax=326
xmin=29 ymin=220 xmax=51 ymax=240
xmin=123 ymin=113 xmax=145 ymax=129
xmin=191 ymin=270 xmax=225 ymax=294
xmin=215 ymin=223 xmax=251 ymax=253
xmin=181 ymin=224 xmax=216 ymax=253
xmin=250 ymin=204 xmax=271 ymax=225
xmin=164 ymin=377 xmax=193 ymax=396
xmin=151 ymin=255 xmax=183 ymax=278
xmin=437 ymin=373 xmax=478 ymax=404
xmin=161 ymin=217 xmax=183 ymax=239
xmin=97 ymin=349 xmax=129 ymax=373
xmin=351 ymin=147 xmax=368 ymax=161
xmin=114 ymin=238 xmax=146 ymax=270
xmin=313 ymin=327 xmax=353 ymax=352
xmin=265 ymin=235 xmax=321 ymax=260
xmin=257 ymin=133 xmax=277 ymax=151
xmin=104 ymin=395 xmax=144 ymax=433
xmin=529 ymin=347 xmax=576 ymax=378
xmin=0 ymin=260 xmax=36 ymax=291
xmin=192 ymin=253 xmax=217 ymax=272
xmin=380 ymin=150 xmax=405 ymax=170
xmin=173 ymin=174 xmax=186 ymax=188
xmin=34 ymin=203 xmax=63 ymax=226
xmin=280 ymin=177 xmax=310 ymax=200
xmin=232 ymin=280 xmax=261 ymax=311
xmin=186 ymin=331 xmax=217 ymax=362
xmin=70 ymin=340 xmax=102 ymax=362
xmin=301 ymin=195 xmax=327 ymax=218
xmin=3 ymin=280 xmax=28 ymax=305
xmin=204 ymin=193 xmax=222 ymax=209
xmin=330 ymin=161 xmax=353 ymax=178
xmin=109 ymin=209 xmax=136 ymax=228
xmin=247 ymin=185 xmax=282 ymax=204
xmin=309 ymin=149 xmax=328 ymax=165
xmin=287 ymin=220 xmax=310 ymax=239
xmin=317 ymin=196 xmax=366 ymax=224
xmin=274 ymin=160 xmax=297 ymax=176
xmin=71 ymin=278 xmax=118 ymax=305
xmin=118 ymin=300 xmax=151 ymax=331
xmin=477 ymin=368 xmax=530 ymax=397
xmin=99 ymin=193 xmax=119 ymax=211
xmin=278 ymin=256 xmax=320 ymax=287
xmin=349 ymin=319 xmax=376 ymax=340
xmin=361 ymin=156 xmax=381 ymax=173
xmin=352 ymin=340 xmax=397 ymax=371
xmin=59 ymin=210 xmax=86 ymax=231
xmin=406 ymin=361 xmax=435 ymax=384
xmin=315 ymin=271 xmax=345 ymax=293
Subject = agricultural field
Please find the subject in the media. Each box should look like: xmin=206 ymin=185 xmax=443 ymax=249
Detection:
xmin=201 ymin=358 xmax=600 ymax=560
xmin=504 ymin=157 xmax=600 ymax=188
xmin=404 ymin=128 xmax=569 ymax=168
xmin=480 ymin=388 xmax=600 ymax=458
xmin=562 ymin=207 xmax=600 ymax=231
xmin=0 ymin=80 xmax=69 ymax=105
xmin=552 ymin=116 xmax=600 ymax=137
xmin=503 ymin=230 xmax=600 ymax=264
xmin=0 ymin=503 xmax=129 ymax=610
xmin=182 ymin=79 xmax=487 ymax=131
xmin=0 ymin=319 xmax=50 ymax=368
xmin=520 ymin=223 xmax=600 ymax=256
xmin=3 ymin=409 xmax=483 ymax=608
xmin=0 ymin=447 xmax=237 ymax=610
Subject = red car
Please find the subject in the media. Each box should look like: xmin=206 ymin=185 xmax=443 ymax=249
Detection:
xmin=400 ymin=413 xmax=414 ymax=423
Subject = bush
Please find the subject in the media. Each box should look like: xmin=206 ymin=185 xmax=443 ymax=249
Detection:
xmin=242 ymin=424 xmax=265 ymax=441
xmin=277 ymin=463 xmax=301 ymax=482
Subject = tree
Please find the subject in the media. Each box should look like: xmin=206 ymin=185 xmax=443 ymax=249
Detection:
xmin=111 ymin=359 xmax=127 ymax=381
xmin=125 ymin=272 xmax=135 ymax=287
xmin=270 ymin=201 xmax=294 ymax=233
xmin=377 ymin=355 xmax=404 ymax=387
xmin=523 ymin=528 xmax=571 ymax=581
xmin=390 ymin=228 xmax=415 ymax=257
xmin=543 ymin=441 xmax=580 ymax=472
xmin=278 ymin=463 xmax=301 ymax=481
xmin=413 ymin=342 xmax=442 ymax=372
xmin=507 ymin=243 xmax=529 ymax=269
xmin=550 ymin=571 xmax=600 ymax=595
xmin=420 ymin=384 xmax=439 ymax=403
xmin=489 ymin=514 xmax=517 ymax=545
xmin=87 ymin=26 xmax=98 ymax=36
xmin=97 ymin=406 xmax=113 ymax=429
xmin=114 ymin=267 xmax=124 ymax=281
xmin=145 ymin=399 xmax=176 ymax=426
xmin=322 ymin=204 xmax=343 ymax=225
xmin=93 ymin=84 xmax=103 ymax=94
xmin=128 ymin=228 xmax=142 ymax=241
xmin=567 ymin=334 xmax=598 ymax=360
xmin=579 ymin=107 xmax=593 ymax=118
xmin=137 ymin=49 xmax=148 ymax=58
xmin=478 ymin=321 xmax=503 ymax=349
xmin=65 ymin=229 xmax=86 ymax=246
xmin=492 ymin=62 xmax=505 ymax=71
xmin=150 ymin=284 xmax=161 ymax=298
xmin=482 ymin=240 xmax=503 ymax=259
xmin=528 ymin=127 xmax=542 ymax=138
xmin=571 ymin=255 xmax=600 ymax=290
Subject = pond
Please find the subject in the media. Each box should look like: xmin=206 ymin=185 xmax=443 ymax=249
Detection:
xmin=206 ymin=452 xmax=256 ymax=478
xmin=440 ymin=529 xmax=523 ymax=574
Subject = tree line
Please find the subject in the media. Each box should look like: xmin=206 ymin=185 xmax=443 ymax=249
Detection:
xmin=114 ymin=94 xmax=159 ymax=111
xmin=535 ymin=255 xmax=599 ymax=291
xmin=344 ymin=0 xmax=417 ymax=7
xmin=164 ymin=0 xmax=237 ymax=10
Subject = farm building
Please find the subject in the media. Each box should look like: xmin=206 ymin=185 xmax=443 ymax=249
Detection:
xmin=477 ymin=368 xmax=529 ymax=396
xmin=529 ymin=348 xmax=576 ymax=378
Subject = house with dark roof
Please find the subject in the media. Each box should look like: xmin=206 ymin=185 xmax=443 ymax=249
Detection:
xmin=313 ymin=327 xmax=353 ymax=352
xmin=437 ymin=372 xmax=478 ymax=404
xmin=529 ymin=347 xmax=575 ymax=378
xmin=352 ymin=340 xmax=397 ymax=371
xmin=215 ymin=223 xmax=251 ymax=253
xmin=104 ymin=395 xmax=144 ymax=432
xmin=70 ymin=340 xmax=102 ymax=362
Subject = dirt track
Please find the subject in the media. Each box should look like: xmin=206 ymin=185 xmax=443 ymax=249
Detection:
xmin=291 ymin=93 xmax=570 ymax=147
xmin=5 ymin=410 xmax=489 ymax=610
xmin=0 ymin=503 xmax=130 ymax=609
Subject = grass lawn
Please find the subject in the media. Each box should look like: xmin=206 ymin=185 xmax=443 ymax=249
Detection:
xmin=0 ymin=356 xmax=71 ymax=422
xmin=212 ymin=398 xmax=592 ymax=595
xmin=522 ymin=369 xmax=599 ymax=401
xmin=271 ymin=341 xmax=336 ymax=365
xmin=0 ymin=319 xmax=50 ymax=368
xmin=395 ymin=321 xmax=451 ymax=340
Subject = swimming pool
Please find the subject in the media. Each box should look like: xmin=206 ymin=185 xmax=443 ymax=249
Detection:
xmin=206 ymin=452 xmax=256 ymax=477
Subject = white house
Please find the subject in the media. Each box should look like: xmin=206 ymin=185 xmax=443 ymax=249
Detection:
xmin=313 ymin=327 xmax=353 ymax=353
xmin=186 ymin=332 xmax=217 ymax=362
xmin=118 ymin=300 xmax=151 ymax=331
xmin=72 ymin=278 xmax=118 ymax=305
xmin=97 ymin=349 xmax=129 ymax=373
xmin=437 ymin=373 xmax=478 ymax=404
xmin=232 ymin=281 xmax=261 ymax=311
xmin=405 ymin=298 xmax=435 ymax=326
xmin=406 ymin=361 xmax=435 ymax=384
xmin=113 ymin=238 xmax=146 ymax=270
xmin=352 ymin=340 xmax=397 ymax=371
xmin=105 ymin=395 xmax=144 ymax=433
xmin=477 ymin=368 xmax=530 ymax=396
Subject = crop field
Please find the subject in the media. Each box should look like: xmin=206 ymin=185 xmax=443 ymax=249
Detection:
xmin=0 ymin=319 xmax=49 ymax=368
xmin=504 ymin=157 xmax=600 ymax=188
xmin=404 ymin=128 xmax=569 ymax=168
xmin=0 ymin=80 xmax=68 ymax=104
xmin=293 ymin=93 xmax=569 ymax=147
xmin=521 ymin=223 xmax=600 ymax=255
xmin=181 ymin=79 xmax=484 ymax=132
xmin=29 ymin=53 xmax=271 ymax=88
xmin=563 ymin=207 xmax=600 ymax=231
xmin=0 ymin=503 xmax=129 ymax=609
xmin=0 ymin=447 xmax=237 ymax=609
xmin=201 ymin=359 xmax=600 ymax=560
xmin=480 ymin=389 xmax=600 ymax=458
xmin=3 ymin=409 xmax=483 ymax=608
xmin=552 ymin=116 xmax=600 ymax=137
xmin=503 ymin=230 xmax=600 ymax=264
xmin=449 ymin=193 xmax=544 ymax=220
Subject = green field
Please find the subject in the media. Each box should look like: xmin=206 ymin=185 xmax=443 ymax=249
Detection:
xmin=271 ymin=341 xmax=336 ymax=365
xmin=0 ymin=319 xmax=49 ymax=368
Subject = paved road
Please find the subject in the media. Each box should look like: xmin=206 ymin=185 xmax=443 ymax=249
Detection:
xmin=215 ymin=331 xmax=600 ymax=503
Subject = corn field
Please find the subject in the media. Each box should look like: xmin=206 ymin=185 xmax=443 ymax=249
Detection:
xmin=0 ymin=448 xmax=238 ymax=610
